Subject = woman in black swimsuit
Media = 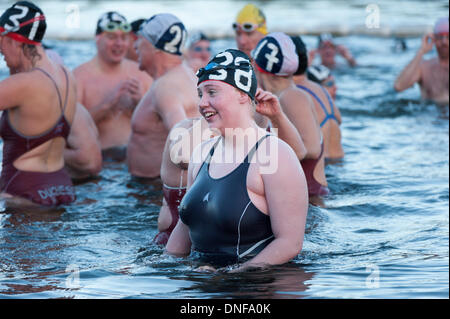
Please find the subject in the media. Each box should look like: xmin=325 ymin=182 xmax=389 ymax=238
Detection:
xmin=166 ymin=49 xmax=308 ymax=271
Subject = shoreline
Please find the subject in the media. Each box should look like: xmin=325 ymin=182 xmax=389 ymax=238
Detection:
xmin=45 ymin=25 xmax=433 ymax=41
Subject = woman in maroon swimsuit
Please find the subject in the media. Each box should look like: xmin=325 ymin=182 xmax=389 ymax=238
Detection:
xmin=0 ymin=1 xmax=77 ymax=207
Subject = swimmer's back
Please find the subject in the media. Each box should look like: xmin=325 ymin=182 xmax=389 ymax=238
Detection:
xmin=299 ymin=81 xmax=344 ymax=159
xmin=4 ymin=65 xmax=77 ymax=170
xmin=132 ymin=62 xmax=199 ymax=136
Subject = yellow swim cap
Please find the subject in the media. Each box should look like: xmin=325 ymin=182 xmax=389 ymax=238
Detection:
xmin=235 ymin=4 xmax=267 ymax=35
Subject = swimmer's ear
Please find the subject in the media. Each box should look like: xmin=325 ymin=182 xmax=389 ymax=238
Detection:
xmin=237 ymin=90 xmax=250 ymax=105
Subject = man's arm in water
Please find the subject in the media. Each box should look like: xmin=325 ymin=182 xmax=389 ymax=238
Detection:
xmin=394 ymin=33 xmax=434 ymax=92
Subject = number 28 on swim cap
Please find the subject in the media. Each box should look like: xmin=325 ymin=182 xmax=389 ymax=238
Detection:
xmin=0 ymin=1 xmax=46 ymax=45
xmin=197 ymin=49 xmax=257 ymax=101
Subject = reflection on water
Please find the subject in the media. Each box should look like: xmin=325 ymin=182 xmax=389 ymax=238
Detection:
xmin=175 ymin=265 xmax=315 ymax=299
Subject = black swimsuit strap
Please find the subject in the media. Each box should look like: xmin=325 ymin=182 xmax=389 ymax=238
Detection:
xmin=206 ymin=134 xmax=271 ymax=166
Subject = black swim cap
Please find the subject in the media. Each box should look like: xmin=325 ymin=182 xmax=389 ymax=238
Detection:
xmin=197 ymin=49 xmax=257 ymax=100
xmin=130 ymin=19 xmax=146 ymax=34
xmin=291 ymin=35 xmax=308 ymax=76
xmin=307 ymin=65 xmax=331 ymax=83
xmin=96 ymin=11 xmax=130 ymax=35
xmin=0 ymin=1 xmax=46 ymax=45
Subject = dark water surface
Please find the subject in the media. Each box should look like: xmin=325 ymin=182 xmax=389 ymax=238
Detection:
xmin=0 ymin=34 xmax=448 ymax=298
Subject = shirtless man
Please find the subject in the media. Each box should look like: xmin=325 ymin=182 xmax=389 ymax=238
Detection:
xmin=309 ymin=33 xmax=356 ymax=69
xmin=73 ymin=12 xmax=152 ymax=161
xmin=233 ymin=3 xmax=267 ymax=58
xmin=127 ymin=13 xmax=200 ymax=179
xmin=394 ymin=17 xmax=449 ymax=105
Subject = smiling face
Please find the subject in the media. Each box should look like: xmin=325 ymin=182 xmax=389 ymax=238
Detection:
xmin=96 ymin=30 xmax=130 ymax=64
xmin=198 ymin=80 xmax=249 ymax=135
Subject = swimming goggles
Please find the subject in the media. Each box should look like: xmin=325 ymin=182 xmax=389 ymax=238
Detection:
xmin=101 ymin=21 xmax=132 ymax=33
xmin=232 ymin=22 xmax=262 ymax=32
xmin=192 ymin=46 xmax=211 ymax=53
xmin=434 ymin=33 xmax=449 ymax=41
xmin=323 ymin=80 xmax=335 ymax=87
xmin=197 ymin=60 xmax=251 ymax=77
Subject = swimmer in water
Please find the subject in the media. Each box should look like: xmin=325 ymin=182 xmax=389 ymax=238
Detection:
xmin=73 ymin=12 xmax=153 ymax=161
xmin=307 ymin=64 xmax=338 ymax=101
xmin=155 ymin=86 xmax=306 ymax=246
xmin=184 ymin=32 xmax=212 ymax=73
xmin=233 ymin=3 xmax=268 ymax=59
xmin=231 ymin=3 xmax=304 ymax=142
xmin=292 ymin=37 xmax=344 ymax=162
xmin=166 ymin=49 xmax=308 ymax=271
xmin=127 ymin=13 xmax=200 ymax=179
xmin=309 ymin=33 xmax=357 ymax=69
xmin=44 ymin=46 xmax=102 ymax=181
xmin=252 ymin=32 xmax=329 ymax=202
xmin=154 ymin=117 xmax=214 ymax=246
xmin=0 ymin=1 xmax=77 ymax=206
xmin=394 ymin=17 xmax=449 ymax=105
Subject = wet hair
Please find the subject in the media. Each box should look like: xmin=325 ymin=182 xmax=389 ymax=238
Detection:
xmin=22 ymin=44 xmax=42 ymax=65
xmin=290 ymin=36 xmax=308 ymax=76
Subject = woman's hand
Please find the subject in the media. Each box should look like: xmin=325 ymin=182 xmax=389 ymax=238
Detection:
xmin=254 ymin=88 xmax=282 ymax=119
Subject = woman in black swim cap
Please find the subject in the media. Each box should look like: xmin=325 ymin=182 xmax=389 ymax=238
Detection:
xmin=166 ymin=49 xmax=308 ymax=271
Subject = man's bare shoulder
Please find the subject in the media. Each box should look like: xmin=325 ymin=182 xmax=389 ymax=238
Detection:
xmin=165 ymin=63 xmax=197 ymax=85
xmin=421 ymin=56 xmax=440 ymax=69
xmin=123 ymin=59 xmax=151 ymax=79
xmin=73 ymin=58 xmax=97 ymax=79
